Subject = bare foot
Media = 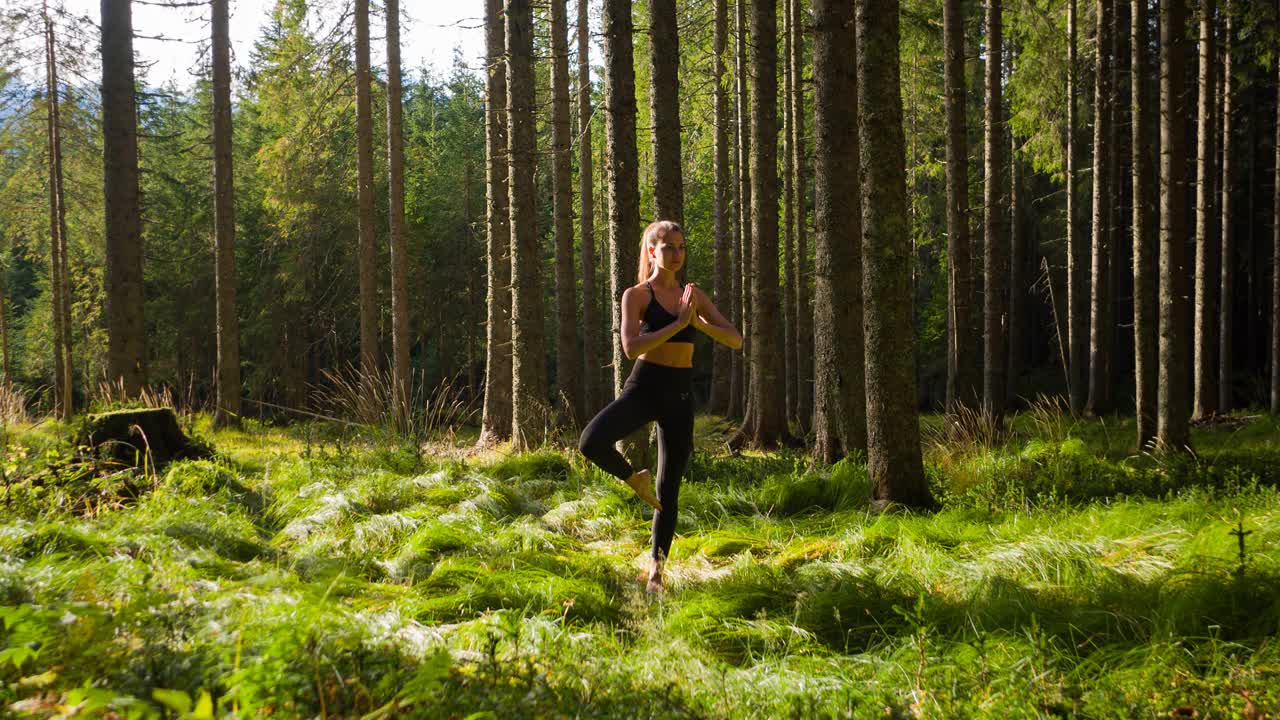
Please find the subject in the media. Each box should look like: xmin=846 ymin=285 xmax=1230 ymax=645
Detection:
xmin=624 ymin=469 xmax=662 ymax=511
xmin=645 ymin=558 xmax=665 ymax=594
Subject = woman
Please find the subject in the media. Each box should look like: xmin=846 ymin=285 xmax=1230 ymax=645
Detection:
xmin=578 ymin=220 xmax=742 ymax=593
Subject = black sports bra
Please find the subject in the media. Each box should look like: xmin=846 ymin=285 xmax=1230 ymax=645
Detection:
xmin=640 ymin=282 xmax=697 ymax=343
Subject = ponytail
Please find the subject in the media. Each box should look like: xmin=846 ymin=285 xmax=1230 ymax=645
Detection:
xmin=637 ymin=219 xmax=684 ymax=283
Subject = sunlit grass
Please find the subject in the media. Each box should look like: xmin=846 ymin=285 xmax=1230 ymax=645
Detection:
xmin=0 ymin=410 xmax=1277 ymax=717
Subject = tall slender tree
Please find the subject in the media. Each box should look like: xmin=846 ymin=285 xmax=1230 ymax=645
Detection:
xmin=983 ymin=0 xmax=1007 ymax=420
xmin=1008 ymin=109 xmax=1024 ymax=405
xmin=603 ymin=0 xmax=640 ymax=397
xmin=783 ymin=0 xmax=797 ymax=427
xmin=354 ymin=0 xmax=377 ymax=377
xmin=579 ymin=0 xmax=601 ymax=418
xmin=1217 ymin=0 xmax=1235 ymax=413
xmin=1158 ymin=0 xmax=1191 ymax=451
xmin=1087 ymin=0 xmax=1114 ymax=415
xmin=551 ymin=0 xmax=580 ymax=425
xmin=649 ymin=0 xmax=683 ymax=225
xmin=745 ymin=0 xmax=786 ymax=447
xmin=387 ymin=0 xmax=410 ymax=428
xmin=943 ymin=0 xmax=975 ymax=413
xmin=1193 ymin=0 xmax=1218 ymax=419
xmin=479 ymin=0 xmax=513 ymax=445
xmin=812 ymin=0 xmax=865 ymax=463
xmin=212 ymin=0 xmax=240 ymax=426
xmin=1132 ymin=0 xmax=1157 ymax=448
xmin=733 ymin=0 xmax=753 ymax=422
xmin=44 ymin=3 xmax=71 ymax=419
xmin=859 ymin=0 xmax=931 ymax=508
xmin=709 ymin=0 xmax=733 ymax=413
xmin=1271 ymin=50 xmax=1279 ymax=415
xmin=1067 ymin=0 xmax=1087 ymax=413
xmin=791 ymin=0 xmax=812 ymax=433
xmin=101 ymin=0 xmax=146 ymax=396
xmin=507 ymin=0 xmax=545 ymax=449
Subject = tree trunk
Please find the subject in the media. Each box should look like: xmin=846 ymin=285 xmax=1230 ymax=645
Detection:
xmin=101 ymin=0 xmax=146 ymax=396
xmin=604 ymin=0 xmax=647 ymax=466
xmin=709 ymin=0 xmax=732 ymax=414
xmin=649 ymin=0 xmax=683 ymax=225
xmin=354 ymin=0 xmax=378 ymax=378
xmin=479 ymin=0 xmax=513 ymax=445
xmin=858 ymin=0 xmax=931 ymax=508
xmin=983 ymin=0 xmax=1007 ymax=421
xmin=0 ymin=273 xmax=8 ymax=384
xmin=783 ymin=0 xmax=797 ymax=429
xmin=812 ymin=0 xmax=866 ymax=464
xmin=1158 ymin=0 xmax=1191 ymax=451
xmin=210 ymin=0 xmax=240 ymax=427
xmin=733 ymin=0 xmax=753 ymax=425
xmin=507 ymin=0 xmax=546 ymax=450
xmin=1218 ymin=0 xmax=1234 ymax=413
xmin=791 ymin=0 xmax=812 ymax=434
xmin=1132 ymin=0 xmax=1157 ymax=448
xmin=1087 ymin=0 xmax=1113 ymax=415
xmin=387 ymin=0 xmax=411 ymax=429
xmin=1067 ymin=0 xmax=1087 ymax=414
xmin=1271 ymin=49 xmax=1279 ymax=415
xmin=579 ymin=0 xmax=601 ymax=420
xmin=551 ymin=0 xmax=580 ymax=427
xmin=45 ymin=5 xmax=70 ymax=419
xmin=943 ymin=0 xmax=975 ymax=414
xmin=1193 ymin=0 xmax=1218 ymax=419
xmin=1008 ymin=114 xmax=1024 ymax=406
xmin=747 ymin=0 xmax=786 ymax=447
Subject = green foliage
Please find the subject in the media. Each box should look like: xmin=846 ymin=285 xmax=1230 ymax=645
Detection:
xmin=2 ymin=413 xmax=1280 ymax=717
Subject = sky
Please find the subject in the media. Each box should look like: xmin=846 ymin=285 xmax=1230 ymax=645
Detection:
xmin=60 ymin=0 xmax=488 ymax=88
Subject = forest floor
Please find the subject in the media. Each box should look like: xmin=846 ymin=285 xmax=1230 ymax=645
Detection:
xmin=1 ymin=404 xmax=1279 ymax=718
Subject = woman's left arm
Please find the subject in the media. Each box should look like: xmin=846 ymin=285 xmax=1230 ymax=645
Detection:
xmin=689 ymin=285 xmax=743 ymax=350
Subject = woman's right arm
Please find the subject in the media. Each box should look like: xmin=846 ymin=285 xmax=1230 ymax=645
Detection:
xmin=620 ymin=285 xmax=692 ymax=359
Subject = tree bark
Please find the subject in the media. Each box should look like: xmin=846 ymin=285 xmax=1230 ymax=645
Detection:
xmin=1217 ymin=0 xmax=1234 ymax=413
xmin=858 ymin=0 xmax=931 ymax=508
xmin=1087 ymin=0 xmax=1114 ymax=415
xmin=211 ymin=0 xmax=240 ymax=426
xmin=1008 ymin=106 xmax=1023 ymax=406
xmin=507 ymin=0 xmax=546 ymax=450
xmin=604 ymin=0 xmax=647 ymax=466
xmin=813 ymin=0 xmax=866 ymax=464
xmin=479 ymin=0 xmax=513 ymax=445
xmin=354 ymin=0 xmax=378 ymax=378
xmin=783 ymin=0 xmax=797 ymax=428
xmin=709 ymin=0 xmax=733 ymax=414
xmin=101 ymin=0 xmax=146 ymax=396
xmin=579 ymin=0 xmax=601 ymax=420
xmin=649 ymin=0 xmax=683 ymax=225
xmin=746 ymin=0 xmax=786 ymax=447
xmin=733 ymin=0 xmax=753 ymax=425
xmin=1271 ymin=50 xmax=1279 ymax=415
xmin=1158 ymin=0 xmax=1191 ymax=451
xmin=1193 ymin=0 xmax=1218 ymax=419
xmin=386 ymin=0 xmax=411 ymax=429
xmin=1067 ymin=0 xmax=1087 ymax=414
xmin=551 ymin=0 xmax=580 ymax=426
xmin=791 ymin=0 xmax=812 ymax=434
xmin=1132 ymin=0 xmax=1157 ymax=449
xmin=983 ymin=0 xmax=1007 ymax=421
xmin=943 ymin=0 xmax=975 ymax=414
xmin=45 ymin=4 xmax=72 ymax=419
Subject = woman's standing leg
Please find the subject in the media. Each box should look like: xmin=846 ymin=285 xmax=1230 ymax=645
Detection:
xmin=651 ymin=386 xmax=694 ymax=564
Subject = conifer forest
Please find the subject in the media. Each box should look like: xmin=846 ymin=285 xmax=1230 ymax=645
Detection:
xmin=1 ymin=0 xmax=1280 ymax=716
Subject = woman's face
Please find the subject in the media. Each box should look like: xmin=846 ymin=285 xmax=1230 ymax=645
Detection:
xmin=650 ymin=231 xmax=686 ymax=273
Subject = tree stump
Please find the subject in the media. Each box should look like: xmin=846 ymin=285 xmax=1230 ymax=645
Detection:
xmin=78 ymin=407 xmax=209 ymax=470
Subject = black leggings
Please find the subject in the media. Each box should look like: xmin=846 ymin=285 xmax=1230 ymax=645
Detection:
xmin=578 ymin=360 xmax=694 ymax=561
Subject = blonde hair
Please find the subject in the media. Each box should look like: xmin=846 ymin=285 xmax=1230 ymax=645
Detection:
xmin=637 ymin=220 xmax=684 ymax=283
